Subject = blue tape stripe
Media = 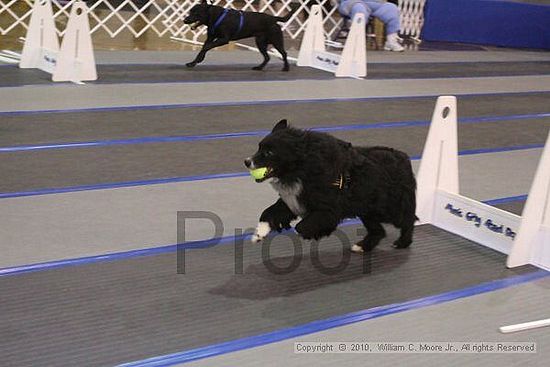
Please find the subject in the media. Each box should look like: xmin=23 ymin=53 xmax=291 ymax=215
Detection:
xmin=1 ymin=91 xmax=548 ymax=116
xmin=117 ymin=269 xmax=550 ymax=367
xmin=0 ymin=172 xmax=249 ymax=199
xmin=3 ymin=73 xmax=549 ymax=88
xmin=447 ymin=143 xmax=546 ymax=157
xmin=0 ymin=144 xmax=544 ymax=199
xmin=0 ymin=131 xmax=270 ymax=153
xmin=84 ymin=75 xmax=550 ymax=86
xmin=0 ymin=233 xmax=245 ymax=277
xmin=0 ymin=244 xmax=177 ymax=276
xmin=406 ymin=143 xmax=544 ymax=160
xmin=0 ymin=195 xmax=524 ymax=277
xmin=0 ymin=219 xmax=360 ymax=277
xmin=460 ymin=112 xmax=550 ymax=124
xmin=0 ymin=75 xmax=335 ymax=89
xmin=2 ymin=112 xmax=548 ymax=153
xmin=484 ymin=194 xmax=528 ymax=206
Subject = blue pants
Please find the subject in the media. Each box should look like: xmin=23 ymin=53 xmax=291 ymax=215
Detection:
xmin=339 ymin=0 xmax=401 ymax=34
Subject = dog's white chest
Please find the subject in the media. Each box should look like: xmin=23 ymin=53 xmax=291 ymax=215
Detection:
xmin=271 ymin=179 xmax=306 ymax=216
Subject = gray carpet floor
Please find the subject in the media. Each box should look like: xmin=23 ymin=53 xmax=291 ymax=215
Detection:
xmin=184 ymin=276 xmax=550 ymax=367
xmin=1 ymin=93 xmax=548 ymax=193
xmin=1 ymin=61 xmax=549 ymax=87
xmin=0 ymin=48 xmax=549 ymax=367
xmin=0 ymin=220 xmax=536 ymax=367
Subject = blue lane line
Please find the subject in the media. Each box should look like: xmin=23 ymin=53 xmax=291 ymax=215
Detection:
xmin=117 ymin=269 xmax=550 ymax=367
xmin=1 ymin=90 xmax=548 ymax=116
xmin=2 ymin=77 xmax=335 ymax=89
xmin=440 ymin=143 xmax=547 ymax=158
xmin=0 ymin=131 xmax=270 ymax=153
xmin=0 ymin=143 xmax=544 ymax=200
xmin=0 ymin=234 xmax=245 ymax=277
xmin=0 ymin=218 xmax=361 ymax=277
xmin=459 ymin=112 xmax=550 ymax=124
xmin=0 ymin=172 xmax=249 ymax=199
xmin=1 ymin=112 xmax=549 ymax=153
xmin=3 ymin=62 xmax=550 ymax=88
xmin=0 ymin=244 xmax=178 ymax=277
xmin=485 ymin=194 xmax=528 ymax=206
xmin=5 ymin=74 xmax=548 ymax=88
xmin=0 ymin=195 xmax=524 ymax=277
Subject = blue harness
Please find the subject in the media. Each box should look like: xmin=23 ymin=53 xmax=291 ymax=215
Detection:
xmin=210 ymin=8 xmax=244 ymax=36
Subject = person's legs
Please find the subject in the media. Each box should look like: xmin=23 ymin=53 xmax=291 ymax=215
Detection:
xmin=370 ymin=2 xmax=404 ymax=51
xmin=340 ymin=1 xmax=403 ymax=51
xmin=338 ymin=0 xmax=372 ymax=39
xmin=350 ymin=2 xmax=372 ymax=21
xmin=339 ymin=0 xmax=372 ymax=19
xmin=371 ymin=2 xmax=400 ymax=34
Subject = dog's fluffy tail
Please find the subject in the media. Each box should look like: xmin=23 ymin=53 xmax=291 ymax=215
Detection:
xmin=275 ymin=4 xmax=299 ymax=22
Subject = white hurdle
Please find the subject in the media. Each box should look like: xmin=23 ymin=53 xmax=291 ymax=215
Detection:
xmin=418 ymin=96 xmax=550 ymax=333
xmin=507 ymin=131 xmax=550 ymax=270
xmin=416 ymin=96 xmax=521 ymax=255
xmin=19 ymin=0 xmax=59 ymax=74
xmin=297 ymin=5 xmax=366 ymax=79
xmin=499 ymin=126 xmax=550 ymax=334
xmin=0 ymin=50 xmax=22 ymax=64
xmin=19 ymin=0 xmax=96 ymax=83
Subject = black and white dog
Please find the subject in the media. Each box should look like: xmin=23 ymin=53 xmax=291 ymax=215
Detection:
xmin=183 ymin=1 xmax=297 ymax=71
xmin=244 ymin=120 xmax=417 ymax=253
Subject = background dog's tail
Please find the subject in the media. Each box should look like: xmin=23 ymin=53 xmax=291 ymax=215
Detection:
xmin=275 ymin=4 xmax=299 ymax=22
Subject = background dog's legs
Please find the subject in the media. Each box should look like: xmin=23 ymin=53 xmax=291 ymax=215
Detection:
xmin=295 ymin=212 xmax=338 ymax=240
xmin=252 ymin=35 xmax=270 ymax=71
xmin=393 ymin=217 xmax=415 ymax=249
xmin=269 ymin=27 xmax=289 ymax=71
xmin=186 ymin=37 xmax=229 ymax=68
xmin=353 ymin=216 xmax=386 ymax=253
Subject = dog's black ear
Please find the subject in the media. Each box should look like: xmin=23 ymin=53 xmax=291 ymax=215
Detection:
xmin=272 ymin=119 xmax=288 ymax=133
xmin=201 ymin=0 xmax=208 ymax=4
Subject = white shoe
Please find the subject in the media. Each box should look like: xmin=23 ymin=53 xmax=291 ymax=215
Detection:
xmin=384 ymin=33 xmax=404 ymax=52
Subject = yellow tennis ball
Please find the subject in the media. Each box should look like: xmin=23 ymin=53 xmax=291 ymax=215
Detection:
xmin=250 ymin=167 xmax=268 ymax=180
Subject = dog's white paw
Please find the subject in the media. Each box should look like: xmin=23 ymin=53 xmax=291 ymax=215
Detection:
xmin=251 ymin=222 xmax=271 ymax=243
xmin=351 ymin=244 xmax=364 ymax=253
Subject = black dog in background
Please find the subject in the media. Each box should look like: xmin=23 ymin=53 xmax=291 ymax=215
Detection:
xmin=244 ymin=120 xmax=417 ymax=253
xmin=183 ymin=1 xmax=297 ymax=71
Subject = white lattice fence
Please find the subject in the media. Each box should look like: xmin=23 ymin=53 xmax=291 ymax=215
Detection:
xmin=0 ymin=0 xmax=426 ymax=40
xmin=399 ymin=0 xmax=425 ymax=37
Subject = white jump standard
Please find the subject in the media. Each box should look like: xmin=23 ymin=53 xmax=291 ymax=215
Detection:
xmin=417 ymin=96 xmax=550 ymax=334
xmin=297 ymin=4 xmax=366 ymax=79
xmin=416 ymin=96 xmax=521 ymax=255
xmin=19 ymin=0 xmax=96 ymax=83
